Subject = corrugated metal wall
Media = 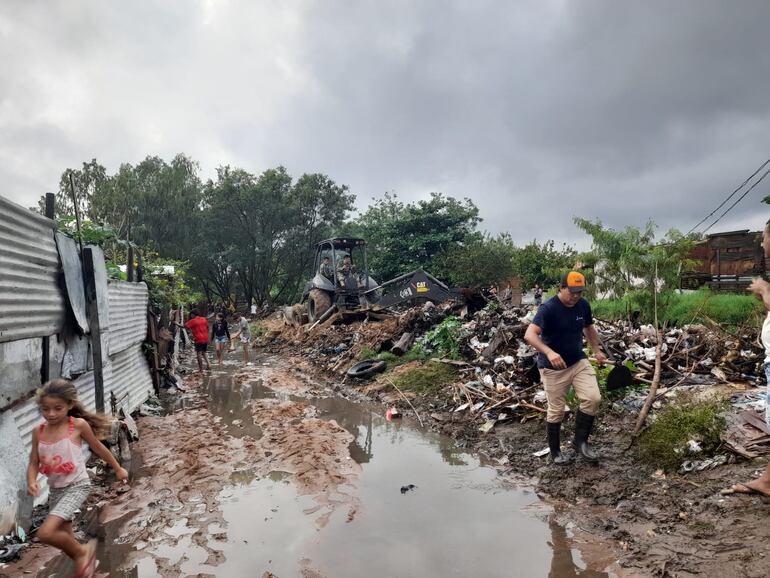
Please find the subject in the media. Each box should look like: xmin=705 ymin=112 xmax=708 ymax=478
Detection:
xmin=108 ymin=346 xmax=153 ymax=415
xmin=108 ymin=281 xmax=149 ymax=354
xmin=0 ymin=196 xmax=66 ymax=342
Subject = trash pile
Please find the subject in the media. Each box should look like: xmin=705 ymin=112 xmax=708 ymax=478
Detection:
xmin=265 ymin=298 xmax=767 ymax=438
xmin=593 ymin=319 xmax=765 ymax=387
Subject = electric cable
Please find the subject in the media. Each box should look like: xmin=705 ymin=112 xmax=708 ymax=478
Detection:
xmin=701 ymin=166 xmax=770 ymax=234
xmin=687 ymin=157 xmax=770 ymax=234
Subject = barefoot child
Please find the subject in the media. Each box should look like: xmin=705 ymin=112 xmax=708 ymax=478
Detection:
xmin=27 ymin=379 xmax=129 ymax=578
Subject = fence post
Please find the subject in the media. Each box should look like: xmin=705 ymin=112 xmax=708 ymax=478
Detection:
xmin=83 ymin=247 xmax=105 ymax=412
xmin=127 ymin=222 xmax=134 ymax=282
xmin=40 ymin=192 xmax=56 ymax=384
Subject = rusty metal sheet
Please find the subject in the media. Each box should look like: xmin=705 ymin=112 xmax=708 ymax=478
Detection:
xmin=56 ymin=232 xmax=89 ymax=333
xmin=108 ymin=281 xmax=148 ymax=355
xmin=0 ymin=195 xmax=66 ymax=342
xmin=107 ymin=346 xmax=152 ymax=415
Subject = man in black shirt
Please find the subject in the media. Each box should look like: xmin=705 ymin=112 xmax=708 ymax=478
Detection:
xmin=524 ymin=271 xmax=607 ymax=464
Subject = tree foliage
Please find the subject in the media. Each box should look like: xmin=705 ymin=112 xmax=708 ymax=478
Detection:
xmin=434 ymin=233 xmax=518 ymax=287
xmin=511 ymin=239 xmax=578 ymax=289
xmin=200 ymin=165 xmax=355 ymax=305
xmin=349 ymin=192 xmax=481 ymax=282
xmin=574 ymin=217 xmax=697 ymax=321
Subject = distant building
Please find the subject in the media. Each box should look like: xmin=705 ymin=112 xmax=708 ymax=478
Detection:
xmin=681 ymin=229 xmax=766 ymax=291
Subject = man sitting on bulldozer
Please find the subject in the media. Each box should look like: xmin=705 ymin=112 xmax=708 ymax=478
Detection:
xmin=336 ymin=254 xmax=357 ymax=287
xmin=319 ymin=256 xmax=334 ymax=281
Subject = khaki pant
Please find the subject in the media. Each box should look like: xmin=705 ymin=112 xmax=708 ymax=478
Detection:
xmin=540 ymin=358 xmax=601 ymax=423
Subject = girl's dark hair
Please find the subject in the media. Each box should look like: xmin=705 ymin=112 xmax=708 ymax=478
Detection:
xmin=37 ymin=379 xmax=113 ymax=439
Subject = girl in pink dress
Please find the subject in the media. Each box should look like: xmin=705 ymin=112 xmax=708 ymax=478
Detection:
xmin=27 ymin=379 xmax=129 ymax=577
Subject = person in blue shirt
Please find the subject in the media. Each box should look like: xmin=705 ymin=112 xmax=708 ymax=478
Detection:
xmin=524 ymin=271 xmax=608 ymax=464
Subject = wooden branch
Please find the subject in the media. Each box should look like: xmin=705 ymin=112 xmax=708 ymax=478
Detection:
xmin=633 ymin=263 xmax=663 ymax=436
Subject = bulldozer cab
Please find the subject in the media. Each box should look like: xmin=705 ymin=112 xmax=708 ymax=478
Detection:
xmin=314 ymin=237 xmax=368 ymax=288
xmin=301 ymin=237 xmax=460 ymax=325
xmin=304 ymin=238 xmax=380 ymax=322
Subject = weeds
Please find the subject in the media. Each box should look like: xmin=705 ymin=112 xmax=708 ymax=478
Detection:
xmin=359 ymin=345 xmax=428 ymax=368
xmin=637 ymin=394 xmax=728 ymax=471
xmin=389 ymin=362 xmax=458 ymax=395
xmin=592 ymin=288 xmax=763 ymax=328
xmin=420 ymin=316 xmax=463 ymax=359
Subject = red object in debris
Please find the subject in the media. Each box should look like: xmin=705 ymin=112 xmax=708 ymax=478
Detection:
xmin=386 ymin=406 xmax=401 ymax=420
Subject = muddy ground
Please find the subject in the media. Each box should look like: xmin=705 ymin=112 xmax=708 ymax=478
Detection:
xmin=312 ymin=355 xmax=770 ymax=578
xmin=5 ymin=342 xmax=770 ymax=578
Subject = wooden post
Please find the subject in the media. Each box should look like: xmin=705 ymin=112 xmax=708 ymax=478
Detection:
xmin=83 ymin=247 xmax=105 ymax=412
xmin=147 ymin=308 xmax=160 ymax=393
xmin=127 ymin=222 xmax=134 ymax=282
xmin=41 ymin=192 xmax=55 ymax=384
xmin=127 ymin=244 xmax=134 ymax=282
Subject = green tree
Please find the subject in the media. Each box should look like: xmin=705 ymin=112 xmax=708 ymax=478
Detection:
xmin=512 ymin=239 xmax=578 ymax=289
xmin=201 ymin=166 xmax=354 ymax=306
xmin=55 ymin=159 xmax=109 ymax=220
xmin=434 ymin=233 xmax=517 ymax=287
xmin=350 ymin=192 xmax=481 ymax=282
xmin=574 ymin=218 xmax=696 ymax=320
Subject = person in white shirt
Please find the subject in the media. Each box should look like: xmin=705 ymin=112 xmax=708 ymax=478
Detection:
xmin=724 ymin=219 xmax=770 ymax=497
xmin=250 ymin=301 xmax=258 ymax=319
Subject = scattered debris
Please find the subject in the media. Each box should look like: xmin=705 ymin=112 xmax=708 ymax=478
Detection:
xmin=386 ymin=406 xmax=401 ymax=420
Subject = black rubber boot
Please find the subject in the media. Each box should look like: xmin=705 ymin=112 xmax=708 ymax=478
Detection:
xmin=547 ymin=422 xmax=570 ymax=465
xmin=573 ymin=410 xmax=599 ymax=461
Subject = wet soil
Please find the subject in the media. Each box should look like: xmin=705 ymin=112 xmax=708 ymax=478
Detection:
xmin=327 ymin=358 xmax=770 ymax=578
xmin=2 ymin=350 xmax=626 ymax=578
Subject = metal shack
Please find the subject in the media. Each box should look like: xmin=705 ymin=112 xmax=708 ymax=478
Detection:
xmin=682 ymin=229 xmax=766 ymax=291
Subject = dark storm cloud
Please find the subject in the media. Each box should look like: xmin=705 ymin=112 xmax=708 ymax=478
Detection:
xmin=1 ymin=0 xmax=768 ymax=245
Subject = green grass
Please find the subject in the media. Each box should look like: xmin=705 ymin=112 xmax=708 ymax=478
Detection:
xmin=389 ymin=361 xmax=458 ymax=395
xmin=359 ymin=345 xmax=429 ymax=369
xmin=592 ymin=288 xmax=763 ymax=328
xmin=637 ymin=395 xmax=728 ymax=471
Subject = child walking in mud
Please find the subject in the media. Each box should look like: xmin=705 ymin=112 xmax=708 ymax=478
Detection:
xmin=211 ymin=312 xmax=231 ymax=364
xmin=27 ymin=379 xmax=129 ymax=578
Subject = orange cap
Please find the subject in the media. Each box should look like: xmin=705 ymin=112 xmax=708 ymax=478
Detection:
xmin=560 ymin=271 xmax=586 ymax=293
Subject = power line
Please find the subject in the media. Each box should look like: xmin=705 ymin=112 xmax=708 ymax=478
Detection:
xmin=687 ymin=157 xmax=770 ymax=234
xmin=701 ymin=166 xmax=770 ymax=234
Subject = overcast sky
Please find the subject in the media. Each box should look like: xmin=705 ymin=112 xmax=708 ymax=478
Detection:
xmin=1 ymin=0 xmax=769 ymax=248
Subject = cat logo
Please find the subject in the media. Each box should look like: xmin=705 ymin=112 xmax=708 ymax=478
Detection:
xmin=416 ymin=281 xmax=429 ymax=293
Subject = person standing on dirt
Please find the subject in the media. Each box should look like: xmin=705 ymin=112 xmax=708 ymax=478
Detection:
xmin=534 ymin=284 xmax=544 ymax=306
xmin=231 ymin=314 xmax=252 ymax=365
xmin=211 ymin=313 xmax=231 ymax=365
xmin=524 ymin=271 xmax=608 ymax=464
xmin=724 ymin=218 xmax=770 ymax=497
xmin=250 ymin=300 xmax=258 ymax=319
xmin=181 ymin=310 xmax=211 ymax=372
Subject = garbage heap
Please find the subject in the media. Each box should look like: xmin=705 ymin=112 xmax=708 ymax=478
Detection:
xmin=264 ymin=299 xmax=767 ymax=444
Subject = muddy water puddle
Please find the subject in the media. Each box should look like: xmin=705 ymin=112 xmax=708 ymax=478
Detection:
xmin=29 ymin=360 xmax=615 ymax=578
xmin=141 ymin=363 xmax=614 ymax=578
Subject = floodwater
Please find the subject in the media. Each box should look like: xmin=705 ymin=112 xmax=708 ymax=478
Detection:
xmin=178 ymin=363 xmax=611 ymax=577
xmin=39 ymin=358 xmax=614 ymax=577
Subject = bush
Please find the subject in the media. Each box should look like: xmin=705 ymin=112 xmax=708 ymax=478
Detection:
xmin=389 ymin=362 xmax=458 ymax=395
xmin=637 ymin=395 xmax=728 ymax=471
xmin=420 ymin=316 xmax=463 ymax=359
xmin=592 ymin=288 xmax=763 ymax=328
